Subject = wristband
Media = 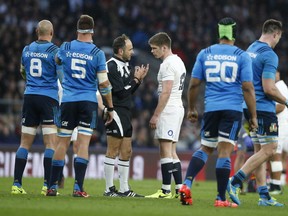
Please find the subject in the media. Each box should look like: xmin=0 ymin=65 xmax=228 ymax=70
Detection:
xmin=134 ymin=77 xmax=142 ymax=84
xmin=107 ymin=107 xmax=114 ymax=112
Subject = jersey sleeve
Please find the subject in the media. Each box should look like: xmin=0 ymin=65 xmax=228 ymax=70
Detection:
xmin=107 ymin=61 xmax=124 ymax=92
xmin=191 ymin=50 xmax=205 ymax=80
xmin=161 ymin=62 xmax=175 ymax=81
xmin=57 ymin=43 xmax=66 ymax=63
xmin=262 ymin=51 xmax=278 ymax=80
xmin=95 ymin=50 xmax=107 ymax=72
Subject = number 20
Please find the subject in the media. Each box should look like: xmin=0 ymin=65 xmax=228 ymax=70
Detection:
xmin=205 ymin=60 xmax=238 ymax=82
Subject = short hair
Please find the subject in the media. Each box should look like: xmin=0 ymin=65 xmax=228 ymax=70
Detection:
xmin=262 ymin=19 xmax=283 ymax=34
xmin=218 ymin=17 xmax=236 ymax=40
xmin=36 ymin=20 xmax=53 ymax=36
xmin=148 ymin=32 xmax=171 ymax=48
xmin=77 ymin=15 xmax=94 ymax=33
xmin=112 ymin=34 xmax=130 ymax=54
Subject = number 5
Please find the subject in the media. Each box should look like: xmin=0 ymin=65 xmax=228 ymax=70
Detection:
xmin=71 ymin=58 xmax=86 ymax=79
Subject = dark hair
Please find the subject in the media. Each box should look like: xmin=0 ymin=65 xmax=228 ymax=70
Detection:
xmin=218 ymin=17 xmax=237 ymax=40
xmin=112 ymin=34 xmax=130 ymax=54
xmin=77 ymin=15 xmax=94 ymax=31
xmin=262 ymin=19 xmax=282 ymax=34
xmin=148 ymin=32 xmax=171 ymax=48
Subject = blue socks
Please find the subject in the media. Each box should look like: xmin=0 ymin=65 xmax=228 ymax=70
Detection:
xmin=184 ymin=150 xmax=208 ymax=188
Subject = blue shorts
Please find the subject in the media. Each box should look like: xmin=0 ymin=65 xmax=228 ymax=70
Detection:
xmin=59 ymin=101 xmax=98 ymax=130
xmin=201 ymin=110 xmax=242 ymax=147
xmin=22 ymin=94 xmax=58 ymax=126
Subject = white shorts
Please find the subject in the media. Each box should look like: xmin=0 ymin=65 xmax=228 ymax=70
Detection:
xmin=278 ymin=123 xmax=288 ymax=153
xmin=154 ymin=106 xmax=184 ymax=142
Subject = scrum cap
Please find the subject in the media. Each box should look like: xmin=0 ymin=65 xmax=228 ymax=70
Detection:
xmin=218 ymin=17 xmax=236 ymax=41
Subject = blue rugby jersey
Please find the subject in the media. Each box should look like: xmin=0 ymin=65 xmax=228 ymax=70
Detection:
xmin=21 ymin=41 xmax=59 ymax=101
xmin=245 ymin=40 xmax=278 ymax=112
xmin=192 ymin=44 xmax=253 ymax=112
xmin=57 ymin=40 xmax=106 ymax=103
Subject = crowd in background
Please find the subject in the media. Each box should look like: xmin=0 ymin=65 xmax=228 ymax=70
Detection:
xmin=1 ymin=0 xmax=288 ymax=149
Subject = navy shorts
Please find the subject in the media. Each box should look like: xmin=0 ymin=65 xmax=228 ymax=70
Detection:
xmin=105 ymin=106 xmax=132 ymax=137
xmin=22 ymin=94 xmax=59 ymax=126
xmin=201 ymin=110 xmax=242 ymax=146
xmin=59 ymin=101 xmax=98 ymax=130
xmin=244 ymin=109 xmax=278 ymax=137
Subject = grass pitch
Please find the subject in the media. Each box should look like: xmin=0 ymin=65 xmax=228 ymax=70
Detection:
xmin=0 ymin=177 xmax=287 ymax=216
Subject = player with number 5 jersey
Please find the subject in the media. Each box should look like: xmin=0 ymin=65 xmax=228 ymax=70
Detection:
xmin=47 ymin=15 xmax=113 ymax=198
xmin=179 ymin=17 xmax=257 ymax=207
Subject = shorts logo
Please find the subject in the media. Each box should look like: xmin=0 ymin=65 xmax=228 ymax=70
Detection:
xmin=269 ymin=123 xmax=278 ymax=132
xmin=204 ymin=131 xmax=210 ymax=137
xmin=61 ymin=121 xmax=68 ymax=126
xmin=167 ymin=130 xmax=173 ymax=136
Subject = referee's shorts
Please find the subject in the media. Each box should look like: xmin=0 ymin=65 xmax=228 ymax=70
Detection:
xmin=105 ymin=106 xmax=132 ymax=138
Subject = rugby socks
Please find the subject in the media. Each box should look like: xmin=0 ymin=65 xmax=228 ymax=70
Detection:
xmin=172 ymin=159 xmax=182 ymax=193
xmin=104 ymin=157 xmax=115 ymax=191
xmin=13 ymin=147 xmax=28 ymax=186
xmin=74 ymin=157 xmax=89 ymax=191
xmin=257 ymin=185 xmax=271 ymax=200
xmin=216 ymin=157 xmax=231 ymax=201
xmin=184 ymin=150 xmax=208 ymax=188
xmin=231 ymin=169 xmax=247 ymax=187
xmin=43 ymin=148 xmax=55 ymax=186
xmin=118 ymin=159 xmax=130 ymax=192
xmin=160 ymin=158 xmax=173 ymax=193
xmin=49 ymin=160 xmax=65 ymax=189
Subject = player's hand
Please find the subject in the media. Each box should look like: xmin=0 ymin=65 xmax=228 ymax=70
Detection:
xmin=249 ymin=117 xmax=258 ymax=132
xmin=149 ymin=115 xmax=158 ymax=129
xmin=102 ymin=107 xmax=113 ymax=126
xmin=135 ymin=64 xmax=149 ymax=81
xmin=187 ymin=108 xmax=198 ymax=123
xmin=140 ymin=64 xmax=149 ymax=79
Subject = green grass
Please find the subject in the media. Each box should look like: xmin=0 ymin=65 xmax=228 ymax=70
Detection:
xmin=0 ymin=177 xmax=287 ymax=216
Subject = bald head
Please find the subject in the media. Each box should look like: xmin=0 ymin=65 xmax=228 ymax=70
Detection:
xmin=36 ymin=20 xmax=53 ymax=40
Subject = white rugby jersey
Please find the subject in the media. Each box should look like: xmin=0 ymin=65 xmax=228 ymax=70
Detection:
xmin=157 ymin=54 xmax=186 ymax=106
xmin=276 ymin=80 xmax=288 ymax=124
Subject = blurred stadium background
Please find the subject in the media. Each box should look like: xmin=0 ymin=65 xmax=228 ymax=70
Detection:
xmin=0 ymin=0 xmax=288 ymax=180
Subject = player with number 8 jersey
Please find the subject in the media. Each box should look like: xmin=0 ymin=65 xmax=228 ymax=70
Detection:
xmin=12 ymin=20 xmax=60 ymax=196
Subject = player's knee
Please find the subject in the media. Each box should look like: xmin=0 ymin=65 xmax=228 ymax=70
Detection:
xmin=106 ymin=147 xmax=119 ymax=158
xmin=120 ymin=148 xmax=132 ymax=159
xmin=201 ymin=145 xmax=214 ymax=155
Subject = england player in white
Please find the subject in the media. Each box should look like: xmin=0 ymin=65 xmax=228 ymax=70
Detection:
xmin=269 ymin=71 xmax=288 ymax=194
xmin=146 ymin=32 xmax=186 ymax=199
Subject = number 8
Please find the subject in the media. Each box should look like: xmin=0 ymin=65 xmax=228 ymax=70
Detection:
xmin=30 ymin=58 xmax=42 ymax=77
